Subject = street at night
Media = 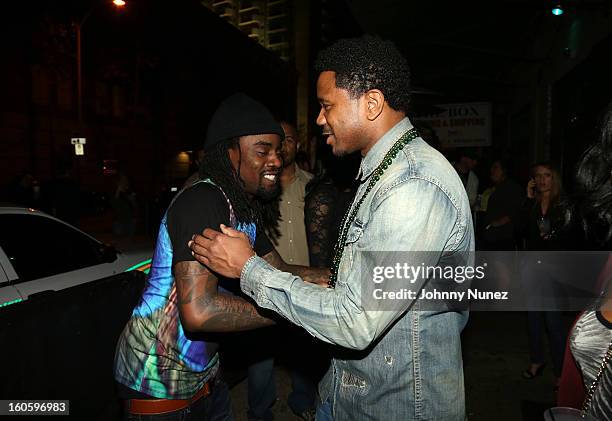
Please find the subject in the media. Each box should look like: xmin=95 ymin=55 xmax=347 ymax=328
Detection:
xmin=2 ymin=0 xmax=612 ymax=420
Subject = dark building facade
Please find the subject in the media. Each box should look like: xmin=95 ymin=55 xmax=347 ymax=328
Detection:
xmin=0 ymin=0 xmax=295 ymax=200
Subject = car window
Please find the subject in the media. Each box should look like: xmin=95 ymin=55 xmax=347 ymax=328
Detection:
xmin=0 ymin=214 xmax=104 ymax=282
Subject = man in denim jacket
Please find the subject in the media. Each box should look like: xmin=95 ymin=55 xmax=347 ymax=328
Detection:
xmin=190 ymin=35 xmax=474 ymax=420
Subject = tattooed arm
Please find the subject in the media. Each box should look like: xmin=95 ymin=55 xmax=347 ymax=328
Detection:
xmin=174 ymin=261 xmax=275 ymax=332
xmin=188 ymin=226 xmax=330 ymax=287
xmin=261 ymin=249 xmax=330 ymax=287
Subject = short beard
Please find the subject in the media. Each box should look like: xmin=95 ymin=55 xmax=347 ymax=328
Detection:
xmin=255 ymin=183 xmax=281 ymax=201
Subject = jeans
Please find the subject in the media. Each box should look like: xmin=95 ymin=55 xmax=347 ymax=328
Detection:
xmin=247 ymin=357 xmax=276 ymax=420
xmin=248 ymin=357 xmax=320 ymax=419
xmin=315 ymin=400 xmax=333 ymax=421
xmin=244 ymin=326 xmax=277 ymax=420
xmin=287 ymin=326 xmax=326 ymax=416
xmin=288 ymin=369 xmax=318 ymax=415
xmin=124 ymin=381 xmax=234 ymax=421
xmin=247 ymin=326 xmax=324 ymax=420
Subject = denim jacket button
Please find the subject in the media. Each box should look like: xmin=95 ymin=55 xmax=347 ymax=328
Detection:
xmin=384 ymin=356 xmax=393 ymax=365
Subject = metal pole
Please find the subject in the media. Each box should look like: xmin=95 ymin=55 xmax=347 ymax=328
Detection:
xmin=76 ymin=22 xmax=82 ymax=127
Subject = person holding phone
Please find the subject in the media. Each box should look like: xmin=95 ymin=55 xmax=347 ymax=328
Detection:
xmin=520 ymin=162 xmax=569 ymax=386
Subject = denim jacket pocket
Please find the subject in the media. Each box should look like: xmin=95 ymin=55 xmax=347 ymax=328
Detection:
xmin=339 ymin=369 xmax=370 ymax=396
xmin=345 ymin=219 xmax=364 ymax=244
xmin=339 ymin=220 xmax=364 ymax=282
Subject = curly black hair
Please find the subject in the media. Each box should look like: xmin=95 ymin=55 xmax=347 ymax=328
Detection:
xmin=571 ymin=100 xmax=612 ymax=246
xmin=199 ymin=137 xmax=280 ymax=236
xmin=314 ymin=34 xmax=411 ymax=113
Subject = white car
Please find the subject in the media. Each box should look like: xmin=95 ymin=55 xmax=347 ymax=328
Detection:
xmin=0 ymin=206 xmax=152 ymax=307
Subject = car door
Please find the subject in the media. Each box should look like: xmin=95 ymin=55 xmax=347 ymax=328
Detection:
xmin=0 ymin=245 xmax=23 ymax=307
xmin=0 ymin=213 xmax=120 ymax=300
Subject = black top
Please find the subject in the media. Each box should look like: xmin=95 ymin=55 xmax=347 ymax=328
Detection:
xmin=483 ymin=178 xmax=524 ymax=244
xmin=305 ymin=178 xmax=356 ymax=268
xmin=521 ymin=198 xmax=568 ymax=251
xmin=167 ymin=182 xmax=274 ymax=266
xmin=118 ymin=181 xmax=274 ymax=400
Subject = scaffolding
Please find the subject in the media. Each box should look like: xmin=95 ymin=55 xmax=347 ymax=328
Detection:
xmin=202 ymin=0 xmax=292 ymax=61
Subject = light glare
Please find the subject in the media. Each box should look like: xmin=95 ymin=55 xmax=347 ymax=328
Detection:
xmin=552 ymin=5 xmax=564 ymax=16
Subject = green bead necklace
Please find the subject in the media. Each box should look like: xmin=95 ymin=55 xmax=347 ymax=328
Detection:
xmin=328 ymin=128 xmax=418 ymax=288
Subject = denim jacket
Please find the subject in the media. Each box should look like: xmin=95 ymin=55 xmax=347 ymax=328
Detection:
xmin=241 ymin=118 xmax=474 ymax=420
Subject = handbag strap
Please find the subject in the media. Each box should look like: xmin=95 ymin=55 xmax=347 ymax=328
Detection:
xmin=581 ymin=336 xmax=612 ymax=417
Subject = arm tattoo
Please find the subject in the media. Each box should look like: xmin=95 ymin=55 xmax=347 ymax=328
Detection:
xmin=193 ymin=290 xmax=275 ymax=331
xmin=174 ymin=261 xmax=275 ymax=332
xmin=262 ymin=251 xmax=330 ymax=287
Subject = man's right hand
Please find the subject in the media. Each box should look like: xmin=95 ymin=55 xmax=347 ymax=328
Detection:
xmin=188 ymin=224 xmax=255 ymax=279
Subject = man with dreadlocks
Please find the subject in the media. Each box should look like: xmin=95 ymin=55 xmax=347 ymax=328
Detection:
xmin=113 ymin=93 xmax=329 ymax=420
xmin=190 ymin=36 xmax=475 ymax=420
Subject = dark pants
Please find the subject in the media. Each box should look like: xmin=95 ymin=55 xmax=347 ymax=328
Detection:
xmin=288 ymin=366 xmax=318 ymax=415
xmin=124 ymin=381 xmax=234 ymax=421
xmin=284 ymin=326 xmax=327 ymax=416
xmin=247 ymin=356 xmax=277 ymax=421
xmin=248 ymin=356 xmax=320 ymax=419
xmin=247 ymin=325 xmax=327 ymax=420
xmin=527 ymin=311 xmax=567 ymax=377
xmin=521 ymin=258 xmax=568 ymax=377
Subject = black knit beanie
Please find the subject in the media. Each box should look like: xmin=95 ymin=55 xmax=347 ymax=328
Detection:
xmin=204 ymin=93 xmax=284 ymax=151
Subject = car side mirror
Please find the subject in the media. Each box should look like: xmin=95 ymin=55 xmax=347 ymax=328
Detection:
xmin=100 ymin=244 xmax=118 ymax=263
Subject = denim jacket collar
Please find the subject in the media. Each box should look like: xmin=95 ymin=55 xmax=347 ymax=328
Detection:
xmin=357 ymin=117 xmax=414 ymax=182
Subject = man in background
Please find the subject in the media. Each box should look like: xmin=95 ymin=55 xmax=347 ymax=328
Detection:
xmin=247 ymin=120 xmax=318 ymax=421
xmin=275 ymin=121 xmax=314 ymax=265
xmin=454 ymin=149 xmax=479 ymax=210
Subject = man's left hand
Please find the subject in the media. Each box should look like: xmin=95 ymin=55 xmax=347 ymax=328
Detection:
xmin=188 ymin=224 xmax=255 ymax=279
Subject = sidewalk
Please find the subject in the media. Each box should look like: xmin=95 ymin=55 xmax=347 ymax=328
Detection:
xmin=81 ymin=214 xmax=572 ymax=420
xmin=229 ymin=311 xmax=573 ymax=421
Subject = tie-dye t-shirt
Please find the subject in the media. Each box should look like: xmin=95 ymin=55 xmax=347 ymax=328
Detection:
xmin=113 ymin=180 xmax=273 ymax=399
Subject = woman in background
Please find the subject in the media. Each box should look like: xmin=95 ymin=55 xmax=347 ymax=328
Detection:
xmin=521 ymin=162 xmax=569 ymax=383
xmin=562 ymin=100 xmax=612 ymax=419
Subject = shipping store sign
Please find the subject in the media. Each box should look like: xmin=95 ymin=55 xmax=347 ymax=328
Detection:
xmin=415 ymin=102 xmax=491 ymax=147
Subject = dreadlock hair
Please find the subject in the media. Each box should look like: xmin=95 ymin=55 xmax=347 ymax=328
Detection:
xmin=199 ymin=137 xmax=280 ymax=236
xmin=314 ymin=34 xmax=411 ymax=113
